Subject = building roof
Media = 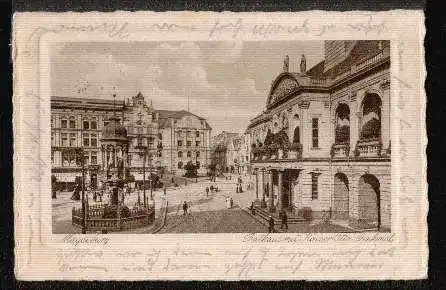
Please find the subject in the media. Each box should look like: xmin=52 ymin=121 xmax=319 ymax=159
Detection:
xmin=157 ymin=110 xmax=211 ymax=129
xmin=321 ymin=40 xmax=390 ymax=78
xmin=156 ymin=109 xmax=205 ymax=120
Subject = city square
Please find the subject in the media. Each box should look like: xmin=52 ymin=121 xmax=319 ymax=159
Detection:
xmin=50 ymin=40 xmax=391 ymax=234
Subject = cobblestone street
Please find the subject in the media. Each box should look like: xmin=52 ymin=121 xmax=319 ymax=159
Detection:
xmin=52 ymin=174 xmax=259 ymax=234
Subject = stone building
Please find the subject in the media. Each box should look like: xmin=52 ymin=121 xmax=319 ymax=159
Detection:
xmin=51 ymin=92 xmax=211 ymax=190
xmin=210 ymin=131 xmax=242 ymax=173
xmin=247 ymin=40 xmax=391 ymax=231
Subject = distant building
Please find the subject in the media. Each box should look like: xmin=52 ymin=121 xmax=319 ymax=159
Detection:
xmin=247 ymin=40 xmax=391 ymax=231
xmin=51 ymin=92 xmax=211 ymax=190
xmin=210 ymin=131 xmax=243 ymax=173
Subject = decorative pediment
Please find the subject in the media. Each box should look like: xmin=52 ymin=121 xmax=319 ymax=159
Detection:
xmin=268 ymin=75 xmax=299 ymax=107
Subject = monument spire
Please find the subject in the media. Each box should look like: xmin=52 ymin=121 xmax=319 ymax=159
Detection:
xmin=283 ymin=55 xmax=289 ymax=72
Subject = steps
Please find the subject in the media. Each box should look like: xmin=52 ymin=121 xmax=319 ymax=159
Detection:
xmin=251 ymin=206 xmax=307 ymax=225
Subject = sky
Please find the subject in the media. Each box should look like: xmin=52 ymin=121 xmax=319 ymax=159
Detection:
xmin=51 ymin=41 xmax=324 ymax=135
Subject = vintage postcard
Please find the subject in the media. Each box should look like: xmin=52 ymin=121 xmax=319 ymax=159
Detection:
xmin=13 ymin=11 xmax=427 ymax=280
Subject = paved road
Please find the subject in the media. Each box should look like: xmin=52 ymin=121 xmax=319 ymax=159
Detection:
xmin=158 ymin=207 xmax=267 ymax=233
xmin=52 ymin=174 xmax=257 ymax=234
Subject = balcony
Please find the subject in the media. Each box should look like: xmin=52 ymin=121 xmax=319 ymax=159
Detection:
xmin=330 ymin=143 xmax=350 ymax=158
xmin=251 ymin=143 xmax=302 ymax=162
xmin=354 ymin=139 xmax=382 ymax=158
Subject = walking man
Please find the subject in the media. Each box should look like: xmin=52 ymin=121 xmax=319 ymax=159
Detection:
xmin=183 ymin=201 xmax=188 ymax=216
xmin=268 ymin=216 xmax=275 ymax=233
xmin=206 ymin=187 xmax=209 ymax=197
xmin=280 ymin=210 xmax=288 ymax=232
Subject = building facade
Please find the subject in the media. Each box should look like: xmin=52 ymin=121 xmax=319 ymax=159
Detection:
xmin=247 ymin=40 xmax=391 ymax=231
xmin=210 ymin=131 xmax=254 ymax=174
xmin=51 ymin=92 xmax=211 ymax=190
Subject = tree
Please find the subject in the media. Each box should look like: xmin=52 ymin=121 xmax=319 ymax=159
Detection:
xmin=183 ymin=161 xmax=197 ymax=178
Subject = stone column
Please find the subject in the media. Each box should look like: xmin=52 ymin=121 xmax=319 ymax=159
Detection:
xmin=269 ymin=170 xmax=275 ymax=212
xmin=380 ymin=81 xmax=391 ymax=154
xmin=278 ymin=170 xmax=283 ymax=210
xmin=254 ymin=169 xmax=260 ymax=205
xmin=349 ymin=91 xmax=360 ymax=156
xmin=348 ymin=174 xmax=360 ymax=229
xmin=260 ymin=169 xmax=266 ymax=207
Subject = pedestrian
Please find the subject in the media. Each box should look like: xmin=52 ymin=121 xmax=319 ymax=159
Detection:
xmin=230 ymin=197 xmax=233 ymax=208
xmin=171 ymin=177 xmax=174 ymax=184
xmin=239 ymin=184 xmax=243 ymax=193
xmin=206 ymin=187 xmax=209 ymax=197
xmin=164 ymin=187 xmax=167 ymax=195
xmin=210 ymin=185 xmax=214 ymax=192
xmin=183 ymin=201 xmax=188 ymax=216
xmin=268 ymin=216 xmax=275 ymax=233
xmin=236 ymin=185 xmax=239 ymax=193
xmin=93 ymin=191 xmax=97 ymax=202
xmin=281 ymin=210 xmax=288 ymax=232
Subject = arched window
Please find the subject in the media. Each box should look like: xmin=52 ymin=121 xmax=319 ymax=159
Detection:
xmin=187 ymin=151 xmax=191 ymax=158
xmin=361 ymin=93 xmax=382 ymax=140
xmin=293 ymin=126 xmax=300 ymax=144
xmin=178 ymin=161 xmax=183 ymax=169
xmin=335 ymin=103 xmax=350 ymax=144
xmin=178 ymin=151 xmax=183 ymax=158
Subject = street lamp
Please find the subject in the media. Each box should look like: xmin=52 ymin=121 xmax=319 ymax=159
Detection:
xmin=195 ymin=151 xmax=198 ymax=183
xmin=135 ymin=144 xmax=147 ymax=208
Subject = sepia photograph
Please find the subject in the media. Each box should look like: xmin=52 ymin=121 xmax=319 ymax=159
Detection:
xmin=50 ymin=40 xmax=391 ymax=234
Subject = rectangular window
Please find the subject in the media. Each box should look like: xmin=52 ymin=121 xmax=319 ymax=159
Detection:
xmin=91 ymin=121 xmax=97 ymax=130
xmin=312 ymin=118 xmax=319 ymax=148
xmin=195 ymin=141 xmax=200 ymax=147
xmin=83 ymin=133 xmax=90 ymax=146
xmin=196 ymin=131 xmax=200 ymax=137
xmin=178 ymin=151 xmax=183 ymax=158
xmin=51 ymin=151 xmax=54 ymax=164
xmin=91 ymin=152 xmax=97 ymax=165
xmin=196 ymin=151 xmax=200 ymax=158
xmin=69 ymin=119 xmax=76 ymax=129
xmin=83 ymin=120 xmax=89 ymax=130
xmin=311 ymin=173 xmax=318 ymax=200
xmin=69 ymin=133 xmax=76 ymax=147
xmin=104 ymin=121 xmax=109 ymax=127
xmin=90 ymin=134 xmax=97 ymax=147
xmin=61 ymin=120 xmax=67 ymax=129
xmin=51 ymin=132 xmax=55 ymax=146
xmin=61 ymin=133 xmax=68 ymax=147
xmin=84 ymin=153 xmax=89 ymax=165
xmin=187 ymin=151 xmax=191 ymax=158
xmin=137 ymin=137 xmax=143 ymax=147
xmin=177 ymin=140 xmax=183 ymax=147
xmin=186 ymin=141 xmax=191 ymax=147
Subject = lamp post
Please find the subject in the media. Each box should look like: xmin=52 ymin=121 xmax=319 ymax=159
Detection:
xmin=195 ymin=151 xmax=198 ymax=183
xmin=136 ymin=145 xmax=147 ymax=208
